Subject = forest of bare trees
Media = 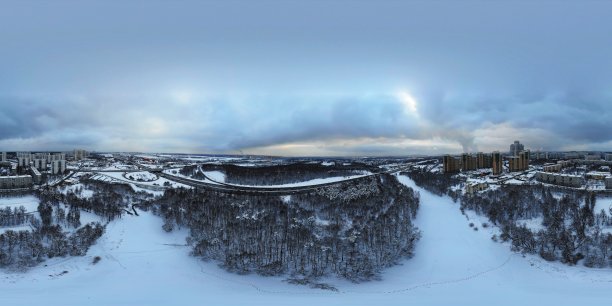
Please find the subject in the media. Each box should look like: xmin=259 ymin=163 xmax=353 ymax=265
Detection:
xmin=402 ymin=169 xmax=461 ymax=200
xmin=461 ymin=186 xmax=612 ymax=267
xmin=0 ymin=180 xmax=146 ymax=271
xmin=149 ymin=174 xmax=421 ymax=282
xmin=183 ymin=162 xmax=377 ymax=186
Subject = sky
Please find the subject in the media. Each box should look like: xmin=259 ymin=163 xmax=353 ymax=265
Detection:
xmin=1 ymin=0 xmax=612 ymax=156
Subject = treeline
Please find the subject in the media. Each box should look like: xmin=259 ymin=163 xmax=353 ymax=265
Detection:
xmin=461 ymin=185 xmax=612 ymax=267
xmin=194 ymin=162 xmax=376 ymax=186
xmin=148 ymin=174 xmax=420 ymax=282
xmin=0 ymin=222 xmax=104 ymax=270
xmin=401 ymin=169 xmax=462 ymax=199
xmin=0 ymin=197 xmax=104 ymax=271
xmin=0 ymin=206 xmax=33 ymax=227
xmin=39 ymin=179 xmax=153 ymax=222
xmin=179 ymin=165 xmax=205 ymax=179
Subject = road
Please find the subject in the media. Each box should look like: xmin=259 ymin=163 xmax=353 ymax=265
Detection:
xmin=156 ymin=163 xmax=417 ymax=195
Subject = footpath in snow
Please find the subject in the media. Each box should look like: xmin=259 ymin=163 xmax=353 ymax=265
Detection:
xmin=1 ymin=175 xmax=611 ymax=306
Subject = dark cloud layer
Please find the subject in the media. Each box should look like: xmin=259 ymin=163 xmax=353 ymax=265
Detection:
xmin=1 ymin=0 xmax=611 ymax=155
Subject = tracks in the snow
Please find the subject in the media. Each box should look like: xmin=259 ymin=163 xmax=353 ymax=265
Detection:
xmin=195 ymin=253 xmax=514 ymax=296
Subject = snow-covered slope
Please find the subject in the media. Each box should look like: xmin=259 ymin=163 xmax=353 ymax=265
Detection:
xmin=1 ymin=176 xmax=611 ymax=305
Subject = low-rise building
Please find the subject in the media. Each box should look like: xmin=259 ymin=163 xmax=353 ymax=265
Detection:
xmin=0 ymin=175 xmax=33 ymax=189
xmin=543 ymin=163 xmax=562 ymax=172
xmin=561 ymin=175 xmax=582 ymax=187
xmin=30 ymin=166 xmax=42 ymax=184
xmin=586 ymin=172 xmax=609 ymax=180
xmin=466 ymin=182 xmax=488 ymax=195
xmin=535 ymin=172 xmax=583 ymax=188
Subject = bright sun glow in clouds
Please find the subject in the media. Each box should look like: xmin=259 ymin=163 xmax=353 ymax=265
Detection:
xmin=397 ymin=91 xmax=419 ymax=116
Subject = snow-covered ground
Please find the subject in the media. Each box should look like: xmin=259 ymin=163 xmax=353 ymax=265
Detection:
xmin=0 ymin=195 xmax=39 ymax=212
xmin=594 ymin=197 xmax=612 ymax=234
xmin=515 ymin=217 xmax=546 ymax=232
xmin=125 ymin=171 xmax=158 ymax=182
xmin=203 ymin=170 xmax=226 ymax=182
xmin=59 ymin=183 xmax=95 ymax=199
xmin=163 ymin=169 xmax=222 ymax=185
xmin=91 ymin=172 xmax=190 ymax=190
xmin=504 ymin=178 xmax=526 ymax=185
xmin=0 ymin=224 xmax=31 ymax=234
xmin=0 ymin=195 xmax=39 ymax=234
xmin=88 ymin=173 xmax=182 ymax=196
xmin=594 ymin=197 xmax=612 ymax=215
xmin=100 ymin=164 xmax=137 ymax=171
xmin=1 ymin=176 xmax=611 ymax=305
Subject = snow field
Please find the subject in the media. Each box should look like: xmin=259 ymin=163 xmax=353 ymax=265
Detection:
xmin=124 ymin=171 xmax=159 ymax=182
xmin=0 ymin=195 xmax=40 ymax=213
xmin=1 ymin=175 xmax=611 ymax=305
xmin=89 ymin=172 xmax=191 ymax=194
xmin=203 ymin=170 xmax=226 ymax=182
xmin=59 ymin=183 xmax=95 ymax=199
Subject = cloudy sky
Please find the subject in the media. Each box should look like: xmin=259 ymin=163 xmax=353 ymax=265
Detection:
xmin=1 ymin=0 xmax=611 ymax=156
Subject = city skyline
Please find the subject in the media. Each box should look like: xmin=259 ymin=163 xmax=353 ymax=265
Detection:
xmin=2 ymin=1 xmax=612 ymax=156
